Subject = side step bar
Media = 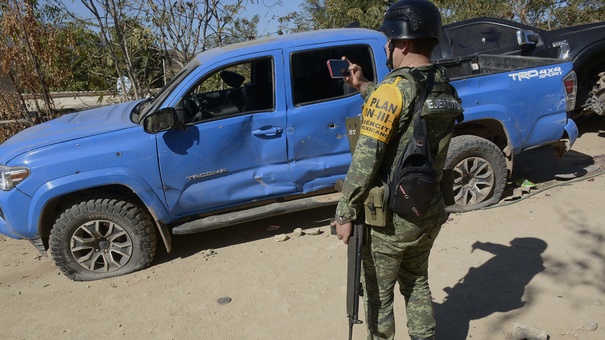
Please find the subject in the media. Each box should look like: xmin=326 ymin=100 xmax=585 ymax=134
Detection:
xmin=171 ymin=192 xmax=340 ymax=235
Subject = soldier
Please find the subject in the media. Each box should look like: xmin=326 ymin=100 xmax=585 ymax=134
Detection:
xmin=331 ymin=1 xmax=463 ymax=339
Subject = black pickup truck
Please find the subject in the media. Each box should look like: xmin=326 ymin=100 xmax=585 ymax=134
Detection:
xmin=432 ymin=17 xmax=605 ymax=118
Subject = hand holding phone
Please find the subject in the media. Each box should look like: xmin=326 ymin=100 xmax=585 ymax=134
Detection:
xmin=327 ymin=59 xmax=351 ymax=78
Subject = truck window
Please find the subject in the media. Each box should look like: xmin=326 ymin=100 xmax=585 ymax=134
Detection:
xmin=447 ymin=23 xmax=520 ymax=56
xmin=290 ymin=45 xmax=376 ymax=106
xmin=181 ymin=58 xmax=274 ymax=123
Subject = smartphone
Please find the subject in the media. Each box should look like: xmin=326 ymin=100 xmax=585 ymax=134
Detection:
xmin=327 ymin=59 xmax=351 ymax=78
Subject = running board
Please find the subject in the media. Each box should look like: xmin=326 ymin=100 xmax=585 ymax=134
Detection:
xmin=171 ymin=192 xmax=340 ymax=235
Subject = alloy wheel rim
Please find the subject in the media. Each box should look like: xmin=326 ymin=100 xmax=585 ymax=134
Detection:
xmin=452 ymin=156 xmax=495 ymax=206
xmin=70 ymin=220 xmax=133 ymax=272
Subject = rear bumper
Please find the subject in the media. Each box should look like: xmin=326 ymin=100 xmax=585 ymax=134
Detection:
xmin=564 ymin=118 xmax=579 ymax=150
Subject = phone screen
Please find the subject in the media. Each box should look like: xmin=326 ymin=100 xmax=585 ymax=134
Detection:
xmin=327 ymin=59 xmax=351 ymax=78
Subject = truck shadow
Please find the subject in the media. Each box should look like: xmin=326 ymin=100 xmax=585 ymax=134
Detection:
xmin=434 ymin=237 xmax=548 ymax=339
xmin=510 ymin=147 xmax=597 ymax=184
xmin=574 ymin=114 xmax=605 ymax=136
xmin=153 ymin=205 xmax=336 ymax=263
xmin=502 ymin=116 xmax=605 ymax=198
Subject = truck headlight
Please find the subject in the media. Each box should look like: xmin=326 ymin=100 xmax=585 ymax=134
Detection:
xmin=0 ymin=165 xmax=30 ymax=191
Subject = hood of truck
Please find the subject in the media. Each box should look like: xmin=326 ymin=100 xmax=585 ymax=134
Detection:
xmin=0 ymin=100 xmax=143 ymax=164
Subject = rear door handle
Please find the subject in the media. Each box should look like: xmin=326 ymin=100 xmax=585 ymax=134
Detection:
xmin=252 ymin=127 xmax=283 ymax=137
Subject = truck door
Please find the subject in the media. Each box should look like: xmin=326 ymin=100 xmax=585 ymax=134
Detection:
xmin=284 ymin=43 xmax=379 ymax=192
xmin=156 ymin=53 xmax=292 ymax=215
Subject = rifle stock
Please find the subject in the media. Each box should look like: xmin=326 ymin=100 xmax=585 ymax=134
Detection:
xmin=346 ymin=219 xmax=364 ymax=340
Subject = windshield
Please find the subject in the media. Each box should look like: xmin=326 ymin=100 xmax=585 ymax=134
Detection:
xmin=132 ymin=59 xmax=201 ymax=123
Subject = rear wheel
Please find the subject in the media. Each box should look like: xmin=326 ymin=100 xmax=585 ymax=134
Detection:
xmin=585 ymin=72 xmax=605 ymax=116
xmin=49 ymin=197 xmax=156 ymax=281
xmin=444 ymin=135 xmax=508 ymax=212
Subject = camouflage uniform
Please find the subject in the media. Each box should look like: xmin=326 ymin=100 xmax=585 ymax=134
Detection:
xmin=336 ymin=64 xmax=462 ymax=339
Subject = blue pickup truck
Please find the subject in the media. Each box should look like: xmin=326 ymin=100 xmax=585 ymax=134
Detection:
xmin=0 ymin=28 xmax=578 ymax=280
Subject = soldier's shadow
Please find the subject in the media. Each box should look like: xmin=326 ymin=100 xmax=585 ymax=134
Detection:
xmin=434 ymin=237 xmax=548 ymax=339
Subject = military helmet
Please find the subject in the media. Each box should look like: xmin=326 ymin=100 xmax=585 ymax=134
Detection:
xmin=379 ymin=0 xmax=442 ymax=42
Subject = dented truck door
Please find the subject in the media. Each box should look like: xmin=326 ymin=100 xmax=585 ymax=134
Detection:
xmin=155 ymin=50 xmax=294 ymax=215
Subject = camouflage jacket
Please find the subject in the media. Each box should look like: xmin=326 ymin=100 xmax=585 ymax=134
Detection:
xmin=335 ymin=64 xmax=463 ymax=222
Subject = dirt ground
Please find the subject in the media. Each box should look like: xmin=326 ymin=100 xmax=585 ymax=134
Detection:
xmin=1 ymin=117 xmax=605 ymax=340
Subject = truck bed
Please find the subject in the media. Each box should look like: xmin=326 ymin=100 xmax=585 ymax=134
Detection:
xmin=439 ymin=54 xmax=564 ymax=80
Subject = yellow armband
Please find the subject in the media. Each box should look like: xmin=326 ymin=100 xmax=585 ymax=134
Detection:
xmin=360 ymin=83 xmax=403 ymax=144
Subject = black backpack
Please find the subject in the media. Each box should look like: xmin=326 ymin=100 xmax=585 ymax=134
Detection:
xmin=388 ymin=69 xmax=437 ymax=218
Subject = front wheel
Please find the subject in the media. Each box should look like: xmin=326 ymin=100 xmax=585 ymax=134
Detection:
xmin=49 ymin=197 xmax=157 ymax=281
xmin=444 ymin=135 xmax=508 ymax=212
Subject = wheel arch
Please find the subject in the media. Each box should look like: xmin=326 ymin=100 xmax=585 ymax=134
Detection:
xmin=36 ymin=182 xmax=171 ymax=255
xmin=573 ymin=42 xmax=605 ymax=106
xmin=573 ymin=40 xmax=605 ymax=82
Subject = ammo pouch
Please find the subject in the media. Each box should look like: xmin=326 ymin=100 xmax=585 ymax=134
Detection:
xmin=364 ymin=184 xmax=389 ymax=227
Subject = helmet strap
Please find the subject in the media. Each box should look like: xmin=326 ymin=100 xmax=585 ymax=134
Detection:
xmin=387 ymin=40 xmax=396 ymax=69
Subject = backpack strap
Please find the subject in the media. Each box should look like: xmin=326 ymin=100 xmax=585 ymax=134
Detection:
xmin=397 ymin=68 xmax=435 ymax=155
xmin=389 ymin=68 xmax=435 ymax=178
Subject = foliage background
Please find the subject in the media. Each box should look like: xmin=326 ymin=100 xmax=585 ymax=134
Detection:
xmin=1 ymin=0 xmax=604 ymax=143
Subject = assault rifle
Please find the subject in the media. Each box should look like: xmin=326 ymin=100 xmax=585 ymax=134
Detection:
xmin=346 ymin=218 xmax=364 ymax=340
xmin=333 ymin=179 xmax=365 ymax=340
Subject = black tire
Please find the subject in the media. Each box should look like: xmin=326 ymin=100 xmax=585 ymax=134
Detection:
xmin=444 ymin=135 xmax=508 ymax=212
xmin=584 ymin=71 xmax=605 ymax=116
xmin=49 ymin=197 xmax=157 ymax=281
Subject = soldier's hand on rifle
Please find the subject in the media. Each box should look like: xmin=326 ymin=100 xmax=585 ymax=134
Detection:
xmin=331 ymin=219 xmax=353 ymax=245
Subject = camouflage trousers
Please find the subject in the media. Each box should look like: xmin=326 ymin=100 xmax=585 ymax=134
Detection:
xmin=361 ymin=212 xmax=445 ymax=340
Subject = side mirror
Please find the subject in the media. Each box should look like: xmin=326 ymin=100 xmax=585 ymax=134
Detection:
xmin=517 ymin=29 xmax=539 ymax=48
xmin=143 ymin=107 xmax=182 ymax=133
